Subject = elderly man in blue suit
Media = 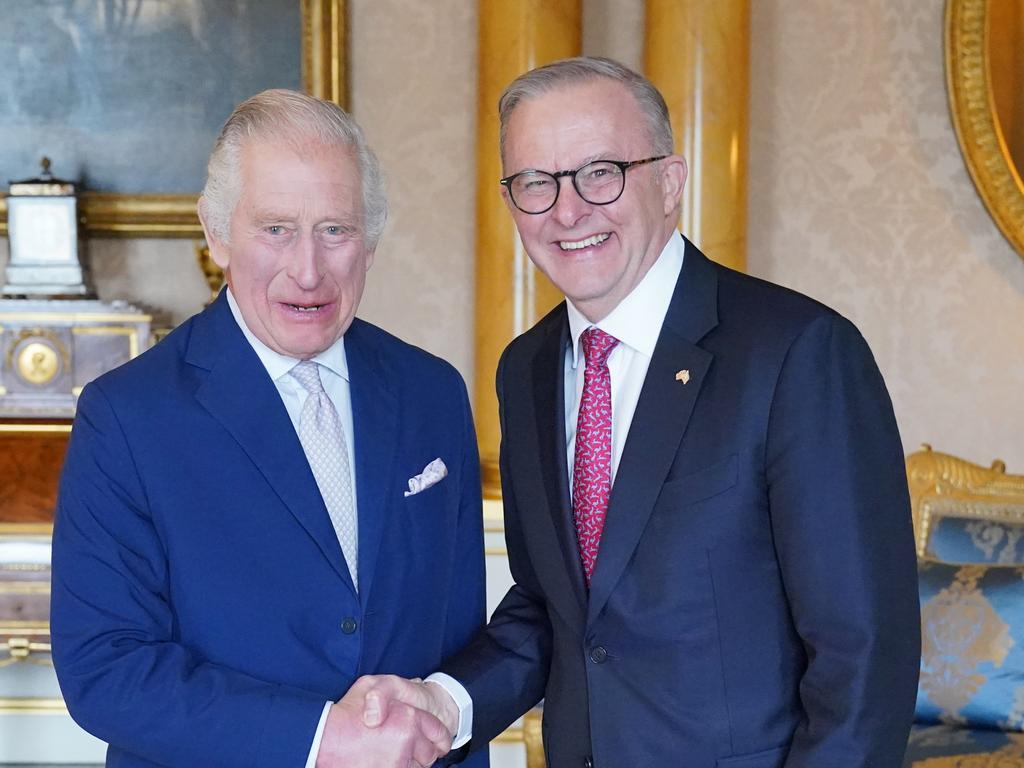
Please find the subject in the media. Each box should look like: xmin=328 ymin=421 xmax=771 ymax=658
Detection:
xmin=50 ymin=89 xmax=487 ymax=768
xmin=363 ymin=57 xmax=920 ymax=768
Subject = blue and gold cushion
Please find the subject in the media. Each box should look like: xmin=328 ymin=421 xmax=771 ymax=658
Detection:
xmin=920 ymin=498 xmax=1024 ymax=564
xmin=917 ymin=560 xmax=1024 ymax=728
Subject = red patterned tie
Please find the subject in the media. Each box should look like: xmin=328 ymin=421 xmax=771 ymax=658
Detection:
xmin=572 ymin=327 xmax=619 ymax=586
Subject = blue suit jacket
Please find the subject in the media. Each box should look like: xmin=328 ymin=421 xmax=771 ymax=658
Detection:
xmin=442 ymin=241 xmax=920 ymax=768
xmin=51 ymin=293 xmax=488 ymax=768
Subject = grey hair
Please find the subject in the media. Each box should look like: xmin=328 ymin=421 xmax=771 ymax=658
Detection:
xmin=498 ymin=56 xmax=674 ymax=164
xmin=200 ymin=89 xmax=387 ymax=248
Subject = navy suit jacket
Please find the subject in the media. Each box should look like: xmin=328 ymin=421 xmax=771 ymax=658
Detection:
xmin=442 ymin=241 xmax=920 ymax=768
xmin=51 ymin=293 xmax=488 ymax=768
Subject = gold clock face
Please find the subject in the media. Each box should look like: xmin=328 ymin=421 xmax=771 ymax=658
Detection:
xmin=16 ymin=341 xmax=60 ymax=385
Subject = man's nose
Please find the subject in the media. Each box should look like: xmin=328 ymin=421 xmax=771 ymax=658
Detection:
xmin=288 ymin=235 xmax=322 ymax=289
xmin=550 ymin=176 xmax=591 ymax=228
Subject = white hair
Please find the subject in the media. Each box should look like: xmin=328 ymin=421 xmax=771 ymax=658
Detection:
xmin=200 ymin=89 xmax=387 ymax=248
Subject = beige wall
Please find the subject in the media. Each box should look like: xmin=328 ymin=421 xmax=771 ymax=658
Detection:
xmin=748 ymin=0 xmax=1024 ymax=469
xmin=3 ymin=0 xmax=1022 ymax=471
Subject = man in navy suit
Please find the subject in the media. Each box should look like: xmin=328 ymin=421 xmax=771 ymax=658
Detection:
xmin=365 ymin=57 xmax=920 ymax=768
xmin=51 ymin=89 xmax=487 ymax=768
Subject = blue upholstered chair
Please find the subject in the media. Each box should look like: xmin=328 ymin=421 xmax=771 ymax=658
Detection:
xmin=904 ymin=447 xmax=1024 ymax=768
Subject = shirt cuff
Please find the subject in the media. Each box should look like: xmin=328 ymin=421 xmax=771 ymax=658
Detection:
xmin=304 ymin=701 xmax=333 ymax=768
xmin=424 ymin=672 xmax=473 ymax=749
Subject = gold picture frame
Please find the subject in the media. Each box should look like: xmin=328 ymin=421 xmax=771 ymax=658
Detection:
xmin=0 ymin=0 xmax=347 ymax=239
xmin=946 ymin=0 xmax=1024 ymax=260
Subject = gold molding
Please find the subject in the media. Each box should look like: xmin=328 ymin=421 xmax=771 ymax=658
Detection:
xmin=946 ymin=0 xmax=1024 ymax=260
xmin=0 ymin=424 xmax=71 ymax=433
xmin=0 ymin=698 xmax=67 ymax=715
xmin=0 ymin=523 xmax=54 ymax=535
xmin=0 ymin=0 xmax=347 ymax=239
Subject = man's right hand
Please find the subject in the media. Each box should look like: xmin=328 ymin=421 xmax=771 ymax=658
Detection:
xmin=315 ymin=677 xmax=452 ymax=767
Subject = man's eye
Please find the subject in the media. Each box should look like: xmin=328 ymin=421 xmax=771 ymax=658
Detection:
xmin=267 ymin=225 xmax=286 ymax=235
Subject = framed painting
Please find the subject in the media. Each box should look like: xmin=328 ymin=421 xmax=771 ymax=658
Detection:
xmin=0 ymin=0 xmax=346 ymax=237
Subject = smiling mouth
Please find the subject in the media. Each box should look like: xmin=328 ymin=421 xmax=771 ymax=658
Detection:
xmin=559 ymin=233 xmax=610 ymax=251
xmin=284 ymin=302 xmax=328 ymax=313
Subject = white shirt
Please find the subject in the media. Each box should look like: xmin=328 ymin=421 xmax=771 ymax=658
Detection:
xmin=564 ymin=231 xmax=685 ymax=488
xmin=436 ymin=232 xmax=686 ymax=744
xmin=224 ymin=289 xmax=354 ymax=768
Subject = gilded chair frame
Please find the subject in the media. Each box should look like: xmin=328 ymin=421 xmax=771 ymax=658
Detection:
xmin=906 ymin=445 xmax=1024 ymax=558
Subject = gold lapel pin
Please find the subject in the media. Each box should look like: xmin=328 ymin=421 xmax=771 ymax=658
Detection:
xmin=675 ymin=369 xmax=690 ymax=384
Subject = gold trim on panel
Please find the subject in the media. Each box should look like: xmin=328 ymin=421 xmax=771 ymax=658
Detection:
xmin=0 ymin=698 xmax=67 ymax=715
xmin=0 ymin=312 xmax=152 ymax=324
xmin=0 ymin=523 xmax=54 ymax=535
xmin=0 ymin=583 xmax=49 ymax=595
xmin=946 ymin=0 xmax=1024 ymax=259
xmin=72 ymin=325 xmax=141 ymax=359
xmin=0 ymin=424 xmax=71 ymax=433
xmin=0 ymin=621 xmax=50 ymax=632
xmin=0 ymin=0 xmax=346 ymax=238
xmin=484 ymin=547 xmax=509 ymax=557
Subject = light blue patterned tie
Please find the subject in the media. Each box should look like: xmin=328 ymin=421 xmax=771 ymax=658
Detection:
xmin=290 ymin=361 xmax=358 ymax=589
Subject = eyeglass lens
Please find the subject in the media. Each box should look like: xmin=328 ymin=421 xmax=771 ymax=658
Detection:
xmin=510 ymin=161 xmax=625 ymax=213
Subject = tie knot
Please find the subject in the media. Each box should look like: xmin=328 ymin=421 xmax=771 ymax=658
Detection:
xmin=289 ymin=360 xmax=325 ymax=394
xmin=581 ymin=327 xmax=619 ymax=368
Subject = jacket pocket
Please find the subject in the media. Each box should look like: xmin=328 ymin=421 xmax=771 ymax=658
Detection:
xmin=715 ymin=745 xmax=787 ymax=768
xmin=659 ymin=453 xmax=738 ymax=509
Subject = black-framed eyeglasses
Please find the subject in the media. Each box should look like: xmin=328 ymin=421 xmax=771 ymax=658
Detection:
xmin=499 ymin=156 xmax=668 ymax=214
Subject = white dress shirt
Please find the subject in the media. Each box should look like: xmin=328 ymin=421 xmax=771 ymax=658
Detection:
xmin=432 ymin=232 xmax=686 ymax=746
xmin=564 ymin=231 xmax=685 ymax=489
xmin=225 ymin=289 xmax=354 ymax=768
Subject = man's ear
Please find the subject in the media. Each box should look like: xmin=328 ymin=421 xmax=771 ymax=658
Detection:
xmin=500 ymin=185 xmax=517 ymax=215
xmin=197 ymin=196 xmax=230 ymax=270
xmin=660 ymin=155 xmax=688 ymax=216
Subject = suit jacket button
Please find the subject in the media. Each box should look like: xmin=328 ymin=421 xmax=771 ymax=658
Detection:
xmin=589 ymin=646 xmax=607 ymax=664
xmin=584 ymin=757 xmax=594 ymax=768
xmin=341 ymin=617 xmax=358 ymax=634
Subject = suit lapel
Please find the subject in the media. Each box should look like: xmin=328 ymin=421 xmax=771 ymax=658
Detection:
xmin=528 ymin=316 xmax=588 ymax=615
xmin=188 ymin=294 xmax=352 ymax=588
xmin=586 ymin=241 xmax=720 ymax=625
xmin=344 ymin=320 xmax=399 ymax=608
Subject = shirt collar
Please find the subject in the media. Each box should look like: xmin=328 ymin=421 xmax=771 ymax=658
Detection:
xmin=225 ymin=288 xmax=349 ymax=383
xmin=566 ymin=231 xmax=686 ymax=368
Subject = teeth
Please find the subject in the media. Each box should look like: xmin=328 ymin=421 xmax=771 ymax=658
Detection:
xmin=290 ymin=304 xmax=322 ymax=312
xmin=559 ymin=233 xmax=610 ymax=251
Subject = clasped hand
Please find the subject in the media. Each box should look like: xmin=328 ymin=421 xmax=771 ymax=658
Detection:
xmin=315 ymin=674 xmax=459 ymax=768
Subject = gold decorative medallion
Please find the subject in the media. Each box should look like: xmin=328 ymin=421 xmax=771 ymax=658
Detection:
xmin=15 ymin=342 xmax=59 ymax=385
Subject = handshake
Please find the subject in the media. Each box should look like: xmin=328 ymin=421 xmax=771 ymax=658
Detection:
xmin=315 ymin=674 xmax=461 ymax=768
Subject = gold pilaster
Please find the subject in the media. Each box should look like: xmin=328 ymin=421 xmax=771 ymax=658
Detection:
xmin=474 ymin=0 xmax=583 ymax=497
xmin=645 ymin=0 xmax=750 ymax=272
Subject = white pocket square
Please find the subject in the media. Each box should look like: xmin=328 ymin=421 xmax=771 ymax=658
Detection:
xmin=404 ymin=457 xmax=448 ymax=497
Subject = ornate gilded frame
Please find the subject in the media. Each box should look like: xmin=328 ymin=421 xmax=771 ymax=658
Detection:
xmin=0 ymin=0 xmax=346 ymax=239
xmin=946 ymin=0 xmax=1024 ymax=260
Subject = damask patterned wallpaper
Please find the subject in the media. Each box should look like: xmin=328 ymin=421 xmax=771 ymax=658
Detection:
xmin=2 ymin=0 xmax=1020 ymax=471
xmin=748 ymin=0 xmax=1024 ymax=469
